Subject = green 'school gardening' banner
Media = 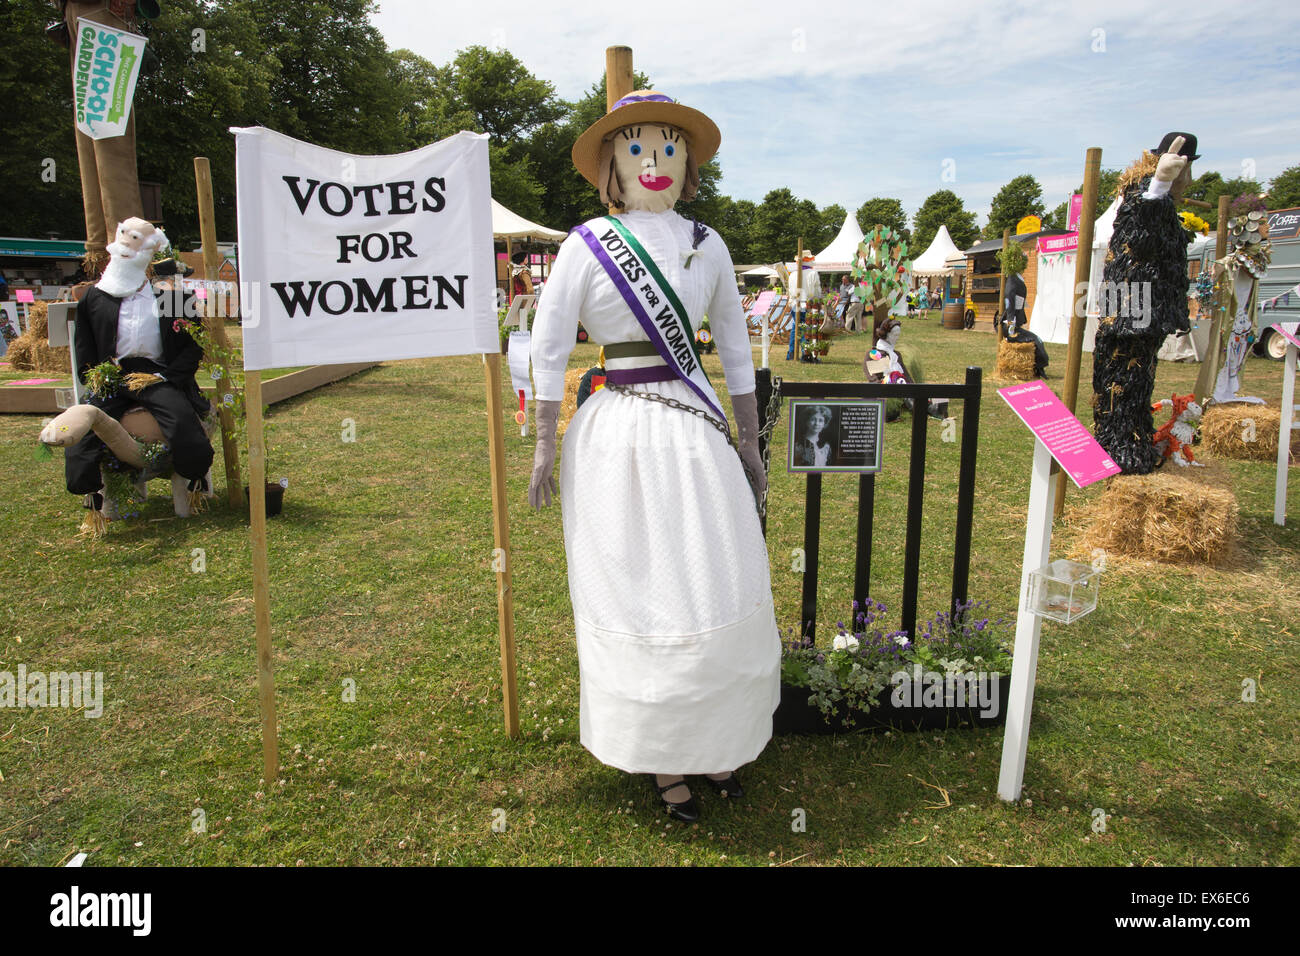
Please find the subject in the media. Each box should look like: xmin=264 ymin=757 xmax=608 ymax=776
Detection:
xmin=72 ymin=18 xmax=147 ymax=140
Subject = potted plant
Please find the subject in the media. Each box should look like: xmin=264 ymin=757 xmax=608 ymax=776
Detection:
xmin=776 ymin=599 xmax=1012 ymax=734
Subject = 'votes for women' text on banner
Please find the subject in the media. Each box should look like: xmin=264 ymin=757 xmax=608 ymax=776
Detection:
xmin=232 ymin=127 xmax=497 ymax=370
xmin=999 ymin=380 xmax=1121 ymax=488
xmin=73 ymin=18 xmax=146 ymax=140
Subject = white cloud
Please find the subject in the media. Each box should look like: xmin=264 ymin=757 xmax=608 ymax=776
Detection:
xmin=371 ymin=0 xmax=1300 ymax=228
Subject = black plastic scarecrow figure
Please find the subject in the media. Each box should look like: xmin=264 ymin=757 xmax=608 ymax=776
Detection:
xmin=1092 ymin=132 xmax=1198 ymax=474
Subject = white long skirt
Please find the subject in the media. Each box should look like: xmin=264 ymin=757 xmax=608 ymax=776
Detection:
xmin=559 ymin=378 xmax=781 ymax=774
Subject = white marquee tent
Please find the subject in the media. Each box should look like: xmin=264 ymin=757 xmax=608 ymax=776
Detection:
xmin=813 ymin=212 xmax=865 ymax=272
xmin=491 ymin=198 xmax=566 ymax=242
xmin=912 ymin=225 xmax=962 ymax=276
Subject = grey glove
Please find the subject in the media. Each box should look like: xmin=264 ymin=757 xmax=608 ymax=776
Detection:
xmin=733 ymin=391 xmax=767 ymax=507
xmin=528 ymin=399 xmax=560 ymax=509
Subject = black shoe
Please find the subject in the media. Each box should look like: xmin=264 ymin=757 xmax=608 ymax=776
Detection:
xmin=702 ymin=772 xmax=745 ymax=799
xmin=646 ymin=774 xmax=700 ymax=823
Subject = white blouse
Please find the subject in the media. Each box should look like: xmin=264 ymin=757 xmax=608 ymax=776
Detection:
xmin=529 ymin=209 xmax=755 ymax=403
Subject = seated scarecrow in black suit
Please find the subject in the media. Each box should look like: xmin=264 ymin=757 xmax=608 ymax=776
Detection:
xmin=65 ymin=218 xmax=214 ymax=511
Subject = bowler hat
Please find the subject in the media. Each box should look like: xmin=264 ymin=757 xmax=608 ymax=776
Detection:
xmin=1151 ymin=131 xmax=1200 ymax=161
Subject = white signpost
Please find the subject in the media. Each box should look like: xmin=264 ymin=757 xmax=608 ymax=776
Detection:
xmin=1270 ymin=322 xmax=1300 ymax=526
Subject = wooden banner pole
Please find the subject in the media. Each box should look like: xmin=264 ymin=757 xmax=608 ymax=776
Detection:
xmin=1193 ymin=194 xmax=1233 ymax=403
xmin=193 ymin=157 xmax=245 ymax=508
xmin=483 ymin=352 xmax=520 ymax=737
xmin=1276 ymin=340 xmax=1297 ymax=527
xmin=245 ymin=369 xmax=279 ymax=782
xmin=605 ymin=46 xmax=634 ymax=218
xmin=998 ymin=227 xmax=1010 ymax=333
xmin=1055 ymin=147 xmax=1102 ymax=518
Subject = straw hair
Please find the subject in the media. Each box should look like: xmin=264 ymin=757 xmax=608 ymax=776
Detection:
xmin=1200 ymin=403 xmax=1299 ymax=462
xmin=572 ymin=90 xmax=721 ymax=188
xmin=1074 ymin=463 xmax=1239 ymax=565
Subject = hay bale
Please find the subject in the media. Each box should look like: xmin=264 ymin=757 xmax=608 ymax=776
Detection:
xmin=1074 ymin=462 xmax=1238 ymax=565
xmin=996 ymin=339 xmax=1037 ymax=381
xmin=5 ymin=302 xmax=71 ymax=374
xmin=1200 ymin=403 xmax=1299 ymax=462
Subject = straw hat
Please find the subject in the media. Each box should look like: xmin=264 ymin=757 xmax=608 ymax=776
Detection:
xmin=571 ymin=90 xmax=721 ymax=188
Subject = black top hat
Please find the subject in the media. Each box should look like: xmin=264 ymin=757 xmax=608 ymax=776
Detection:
xmin=1151 ymin=131 xmax=1200 ymax=161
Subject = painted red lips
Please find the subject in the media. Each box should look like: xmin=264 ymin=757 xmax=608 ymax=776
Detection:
xmin=638 ymin=174 xmax=674 ymax=192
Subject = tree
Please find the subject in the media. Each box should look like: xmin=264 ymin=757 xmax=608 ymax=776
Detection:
xmin=984 ymin=174 xmax=1045 ymax=238
xmin=912 ymin=191 xmax=978 ymax=254
xmin=0 ymin=3 xmax=86 ymax=240
xmin=855 ymin=198 xmax=909 ymax=244
xmin=1267 ymin=165 xmax=1300 ymax=211
xmin=1184 ymin=171 xmax=1263 ymax=228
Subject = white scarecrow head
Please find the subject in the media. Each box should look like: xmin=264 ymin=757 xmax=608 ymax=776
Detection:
xmin=98 ymin=217 xmax=170 ymax=297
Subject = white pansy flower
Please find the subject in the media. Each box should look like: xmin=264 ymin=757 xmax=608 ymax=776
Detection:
xmin=846 ymin=635 xmax=860 ymax=649
xmin=833 ymin=634 xmax=849 ymax=651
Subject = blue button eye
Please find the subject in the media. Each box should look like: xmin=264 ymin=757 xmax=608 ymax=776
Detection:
xmin=664 ymin=144 xmax=675 ymax=157
xmin=629 ymin=143 xmax=641 ymax=156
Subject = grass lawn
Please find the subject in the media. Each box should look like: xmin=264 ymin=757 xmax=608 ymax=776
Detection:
xmin=1 ymin=318 xmax=1296 ymax=866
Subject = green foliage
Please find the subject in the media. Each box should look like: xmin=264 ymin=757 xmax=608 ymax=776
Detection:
xmin=856 ymin=198 xmax=910 ymax=244
xmin=1184 ymin=172 xmax=1264 ymax=228
xmin=912 ymin=190 xmax=979 ymax=255
xmin=998 ymin=240 xmax=1027 ymax=276
xmin=0 ymin=4 xmax=93 ymax=240
xmin=1267 ymin=164 xmax=1300 ymax=211
xmin=983 ymin=174 xmax=1045 ymax=239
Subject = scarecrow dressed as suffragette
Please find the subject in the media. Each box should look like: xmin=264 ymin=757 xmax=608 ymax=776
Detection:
xmin=1092 ymin=132 xmax=1198 ymax=474
xmin=527 ymin=91 xmax=780 ymax=824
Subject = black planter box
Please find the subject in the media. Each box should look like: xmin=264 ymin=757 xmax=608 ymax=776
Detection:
xmin=244 ymin=483 xmax=285 ymax=517
xmin=773 ymin=675 xmax=1009 ymax=735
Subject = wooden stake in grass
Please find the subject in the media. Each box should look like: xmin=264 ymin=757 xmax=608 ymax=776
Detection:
xmin=194 ymin=157 xmax=245 ymax=509
xmin=245 ymin=370 xmax=278 ymax=782
xmin=605 ymin=45 xmax=633 ymax=218
xmin=483 ymin=352 xmax=520 ymax=737
xmin=1055 ymin=147 xmax=1101 ymax=518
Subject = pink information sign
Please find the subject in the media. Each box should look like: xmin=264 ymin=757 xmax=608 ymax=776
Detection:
xmin=998 ymin=380 xmax=1121 ymax=488
xmin=15 ymin=289 xmax=35 ymax=303
xmin=1268 ymin=321 xmax=1300 ymax=349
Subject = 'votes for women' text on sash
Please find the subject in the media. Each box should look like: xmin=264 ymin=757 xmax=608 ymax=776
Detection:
xmin=574 ymin=216 xmax=726 ymax=423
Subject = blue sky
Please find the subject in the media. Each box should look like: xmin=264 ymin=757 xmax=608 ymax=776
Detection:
xmin=372 ymin=0 xmax=1300 ymax=228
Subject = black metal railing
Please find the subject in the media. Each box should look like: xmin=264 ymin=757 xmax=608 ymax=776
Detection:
xmin=757 ymin=366 xmax=982 ymax=642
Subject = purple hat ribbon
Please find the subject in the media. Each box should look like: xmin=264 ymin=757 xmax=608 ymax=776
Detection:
xmin=612 ymin=92 xmax=676 ymax=110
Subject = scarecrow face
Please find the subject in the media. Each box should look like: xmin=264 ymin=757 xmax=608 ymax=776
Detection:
xmin=1169 ymin=160 xmax=1193 ymax=201
xmin=611 ymin=123 xmax=688 ymax=213
xmin=112 ymin=217 xmax=157 ymax=259
xmin=886 ymin=325 xmax=902 ymax=348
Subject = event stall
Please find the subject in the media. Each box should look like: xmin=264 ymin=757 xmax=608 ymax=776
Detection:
xmin=958 ymin=227 xmax=1071 ymax=331
xmin=492 ymin=198 xmax=566 ymax=295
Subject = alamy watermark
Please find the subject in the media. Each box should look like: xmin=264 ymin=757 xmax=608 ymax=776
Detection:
xmin=889 ymin=665 xmax=1000 ymax=718
xmin=1 ymin=665 xmax=103 ymax=718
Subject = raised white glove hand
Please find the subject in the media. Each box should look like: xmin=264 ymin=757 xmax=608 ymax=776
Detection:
xmin=733 ymin=391 xmax=767 ymax=507
xmin=528 ymin=399 xmax=560 ymax=509
xmin=1154 ymin=135 xmax=1188 ymax=184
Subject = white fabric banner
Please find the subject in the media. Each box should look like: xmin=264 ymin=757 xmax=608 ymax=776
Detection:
xmin=73 ymin=18 xmax=146 ymax=140
xmin=232 ymin=127 xmax=497 ymax=370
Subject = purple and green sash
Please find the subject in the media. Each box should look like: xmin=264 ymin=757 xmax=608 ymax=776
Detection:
xmin=574 ymin=215 xmax=725 ymax=422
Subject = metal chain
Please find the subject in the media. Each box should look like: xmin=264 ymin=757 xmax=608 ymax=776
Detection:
xmin=756 ymin=378 xmax=783 ymax=519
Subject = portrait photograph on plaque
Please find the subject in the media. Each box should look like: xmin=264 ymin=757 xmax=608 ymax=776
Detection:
xmin=787 ymin=399 xmax=885 ymax=474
